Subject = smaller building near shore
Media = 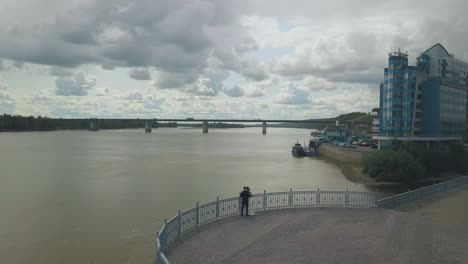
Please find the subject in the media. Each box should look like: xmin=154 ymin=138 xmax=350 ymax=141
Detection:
xmin=324 ymin=125 xmax=349 ymax=142
xmin=371 ymin=108 xmax=380 ymax=137
xmin=374 ymin=44 xmax=466 ymax=149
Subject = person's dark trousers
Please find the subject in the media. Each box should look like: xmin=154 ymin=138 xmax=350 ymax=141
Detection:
xmin=241 ymin=199 xmax=249 ymax=215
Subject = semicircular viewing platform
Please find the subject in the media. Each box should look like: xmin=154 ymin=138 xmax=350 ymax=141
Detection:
xmin=165 ymin=208 xmax=468 ymax=264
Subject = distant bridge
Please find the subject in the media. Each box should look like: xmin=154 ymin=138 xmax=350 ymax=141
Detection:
xmin=61 ymin=118 xmax=372 ymax=134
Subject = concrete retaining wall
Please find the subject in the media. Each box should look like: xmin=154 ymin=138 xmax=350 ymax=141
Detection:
xmin=316 ymin=144 xmax=372 ymax=164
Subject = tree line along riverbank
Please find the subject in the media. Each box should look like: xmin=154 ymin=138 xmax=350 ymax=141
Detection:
xmin=0 ymin=112 xmax=374 ymax=132
xmin=319 ymin=141 xmax=467 ymax=187
xmin=0 ymin=114 xmax=246 ymax=131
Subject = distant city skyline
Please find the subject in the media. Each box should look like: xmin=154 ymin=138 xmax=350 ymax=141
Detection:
xmin=1 ymin=0 xmax=467 ymax=119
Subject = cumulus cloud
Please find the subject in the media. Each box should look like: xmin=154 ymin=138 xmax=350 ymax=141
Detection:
xmin=0 ymin=0 xmax=265 ymax=89
xmin=129 ymin=68 xmax=151 ymax=80
xmin=300 ymin=76 xmax=337 ymax=91
xmin=0 ymin=77 xmax=15 ymax=113
xmin=0 ymin=77 xmax=7 ymax=91
xmin=184 ymin=77 xmax=223 ymax=96
xmin=144 ymin=95 xmax=165 ymax=111
xmin=2 ymin=0 xmax=468 ymax=118
xmin=223 ymin=85 xmax=244 ymax=97
xmin=12 ymin=61 xmax=25 ymax=69
xmin=55 ymin=72 xmax=96 ymax=96
xmin=151 ymin=71 xmax=198 ymax=89
xmin=122 ymin=91 xmax=144 ymax=101
xmin=270 ymin=31 xmax=384 ymax=85
xmin=275 ymin=85 xmax=311 ymax=105
xmin=95 ymin=88 xmax=109 ymax=97
xmin=243 ymin=78 xmax=277 ymax=97
xmin=49 ymin=66 xmax=73 ymax=77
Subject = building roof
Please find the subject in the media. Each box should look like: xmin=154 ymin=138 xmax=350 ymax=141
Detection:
xmin=421 ymin=43 xmax=450 ymax=57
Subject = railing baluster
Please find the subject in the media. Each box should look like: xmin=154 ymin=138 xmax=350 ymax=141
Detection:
xmin=195 ymin=203 xmax=199 ymax=229
xmin=177 ymin=210 xmax=182 ymax=239
xmin=345 ymin=189 xmax=349 ymax=208
xmin=163 ymin=219 xmax=168 ymax=251
xmin=156 ymin=231 xmax=160 ymax=264
xmin=216 ymin=197 xmax=220 ymax=221
xmin=316 ymin=188 xmax=320 ymax=207
xmin=263 ymin=190 xmax=266 ymax=211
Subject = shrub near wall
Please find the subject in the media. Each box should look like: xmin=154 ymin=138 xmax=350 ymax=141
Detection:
xmin=363 ymin=150 xmax=426 ymax=183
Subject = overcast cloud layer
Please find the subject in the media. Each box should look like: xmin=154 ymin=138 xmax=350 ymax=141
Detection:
xmin=1 ymin=0 xmax=467 ymax=118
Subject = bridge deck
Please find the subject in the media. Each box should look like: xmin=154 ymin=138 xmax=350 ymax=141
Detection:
xmin=166 ymin=208 xmax=468 ymax=264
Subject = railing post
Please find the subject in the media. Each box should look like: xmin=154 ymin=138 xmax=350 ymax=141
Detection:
xmin=195 ymin=202 xmax=199 ymax=229
xmin=316 ymin=188 xmax=320 ymax=207
xmin=289 ymin=188 xmax=293 ymax=208
xmin=163 ymin=219 xmax=168 ymax=251
xmin=374 ymin=192 xmax=378 ymax=208
xmin=345 ymin=188 xmax=349 ymax=208
xmin=263 ymin=190 xmax=267 ymax=210
xmin=177 ymin=210 xmax=182 ymax=239
xmin=216 ymin=197 xmax=220 ymax=220
xmin=156 ymin=232 xmax=160 ymax=264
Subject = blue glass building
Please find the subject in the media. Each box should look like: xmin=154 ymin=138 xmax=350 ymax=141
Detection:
xmin=376 ymin=44 xmax=467 ymax=148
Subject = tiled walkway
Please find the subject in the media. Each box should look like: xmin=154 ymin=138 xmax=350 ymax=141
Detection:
xmin=402 ymin=188 xmax=468 ymax=225
xmin=166 ymin=208 xmax=468 ymax=264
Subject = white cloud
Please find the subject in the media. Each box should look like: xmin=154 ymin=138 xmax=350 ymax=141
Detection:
xmin=0 ymin=77 xmax=8 ymax=91
xmin=122 ymin=91 xmax=144 ymax=101
xmin=275 ymin=84 xmax=311 ymax=105
xmin=300 ymin=76 xmax=337 ymax=91
xmin=223 ymin=85 xmax=244 ymax=97
xmin=184 ymin=77 xmax=223 ymax=96
xmin=55 ymin=72 xmax=96 ymax=96
xmin=243 ymin=78 xmax=277 ymax=97
xmin=49 ymin=66 xmax=73 ymax=77
xmin=95 ymin=88 xmax=109 ymax=97
xmin=2 ymin=0 xmax=468 ymax=118
xmin=129 ymin=68 xmax=151 ymax=80
xmin=0 ymin=76 xmax=15 ymax=113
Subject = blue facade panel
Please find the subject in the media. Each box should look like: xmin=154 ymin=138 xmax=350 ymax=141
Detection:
xmin=421 ymin=80 xmax=441 ymax=136
xmin=379 ymin=83 xmax=383 ymax=135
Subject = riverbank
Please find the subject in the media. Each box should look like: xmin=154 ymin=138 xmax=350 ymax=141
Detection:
xmin=319 ymin=156 xmax=400 ymax=186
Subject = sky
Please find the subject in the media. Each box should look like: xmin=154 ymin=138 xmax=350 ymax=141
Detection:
xmin=1 ymin=0 xmax=468 ymax=119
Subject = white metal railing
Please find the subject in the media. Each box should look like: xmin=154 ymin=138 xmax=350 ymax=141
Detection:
xmin=377 ymin=176 xmax=468 ymax=209
xmin=155 ymin=189 xmax=377 ymax=264
xmin=156 ymin=177 xmax=468 ymax=263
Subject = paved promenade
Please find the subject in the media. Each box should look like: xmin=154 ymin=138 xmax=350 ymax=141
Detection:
xmin=402 ymin=188 xmax=468 ymax=225
xmin=166 ymin=208 xmax=468 ymax=264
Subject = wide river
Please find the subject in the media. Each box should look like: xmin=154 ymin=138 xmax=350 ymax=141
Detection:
xmin=0 ymin=127 xmax=391 ymax=263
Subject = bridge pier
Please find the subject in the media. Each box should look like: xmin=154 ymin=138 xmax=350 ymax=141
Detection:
xmin=202 ymin=121 xmax=208 ymax=133
xmin=89 ymin=119 xmax=99 ymax=131
xmin=145 ymin=120 xmax=152 ymax=133
xmin=262 ymin=122 xmax=267 ymax=134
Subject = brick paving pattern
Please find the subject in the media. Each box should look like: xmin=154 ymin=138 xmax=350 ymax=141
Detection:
xmin=166 ymin=208 xmax=468 ymax=264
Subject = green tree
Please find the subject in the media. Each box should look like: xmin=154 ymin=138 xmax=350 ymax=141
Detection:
xmin=363 ymin=150 xmax=426 ymax=183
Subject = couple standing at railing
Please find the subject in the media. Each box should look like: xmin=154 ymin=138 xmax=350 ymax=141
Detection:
xmin=240 ymin=186 xmax=254 ymax=216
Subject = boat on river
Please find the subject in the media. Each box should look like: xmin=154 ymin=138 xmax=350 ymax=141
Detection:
xmin=292 ymin=142 xmax=306 ymax=157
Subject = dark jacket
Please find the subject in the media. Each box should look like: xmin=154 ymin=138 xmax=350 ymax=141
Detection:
xmin=240 ymin=190 xmax=251 ymax=201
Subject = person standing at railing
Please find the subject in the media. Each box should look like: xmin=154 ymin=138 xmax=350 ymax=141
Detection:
xmin=240 ymin=186 xmax=252 ymax=216
xmin=247 ymin=186 xmax=255 ymax=216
